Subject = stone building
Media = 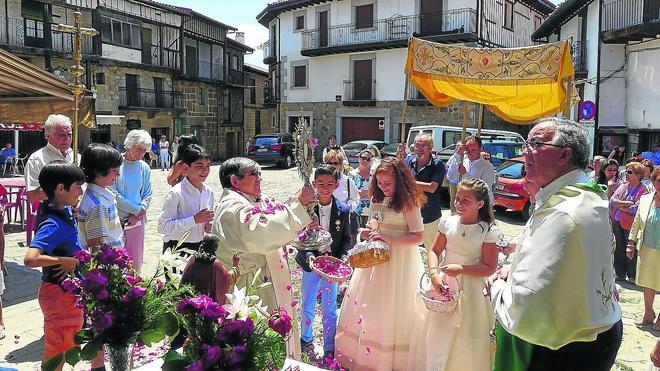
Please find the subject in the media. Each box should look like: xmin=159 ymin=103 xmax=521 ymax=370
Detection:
xmin=243 ymin=64 xmax=278 ymax=154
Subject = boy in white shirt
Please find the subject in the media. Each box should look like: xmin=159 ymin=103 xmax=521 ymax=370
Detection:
xmin=158 ymin=144 xmax=214 ymax=274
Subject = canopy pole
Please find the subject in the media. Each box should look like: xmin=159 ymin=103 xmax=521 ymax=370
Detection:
xmin=401 ymin=74 xmax=409 ymax=144
xmin=477 ymin=104 xmax=484 ymax=136
xmin=461 ymin=101 xmax=469 ymax=142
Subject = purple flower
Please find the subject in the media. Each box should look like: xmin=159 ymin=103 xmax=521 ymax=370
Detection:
xmin=268 ymin=307 xmax=292 ymax=337
xmin=94 ymin=289 xmax=109 ymax=300
xmin=82 ymin=269 xmax=108 ymax=292
xmin=92 ymin=312 xmax=114 ymax=331
xmin=73 ymin=250 xmax=92 ymax=264
xmin=216 ymin=318 xmax=254 ymax=344
xmin=96 ymin=245 xmax=119 ymax=265
xmin=61 ymin=278 xmax=81 ymax=292
xmin=177 ymin=295 xmax=215 ymax=315
xmin=122 ymin=286 xmax=147 ymax=302
xmin=228 ymin=344 xmax=249 ymax=368
xmin=199 ymin=302 xmax=226 ymax=321
xmin=184 ymin=361 xmax=204 ymax=371
xmin=201 ymin=343 xmax=222 ymax=367
xmin=125 ymin=275 xmax=142 ymax=285
xmin=311 ymin=137 xmax=319 ymax=148
xmin=113 ymin=248 xmax=132 ymax=268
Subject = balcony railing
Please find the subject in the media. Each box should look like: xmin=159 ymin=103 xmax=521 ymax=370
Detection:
xmin=301 ymin=9 xmax=477 ymax=52
xmin=406 ymin=80 xmax=429 ymax=103
xmin=263 ymin=40 xmax=276 ymax=64
xmin=571 ymin=40 xmax=587 ymax=73
xmin=603 ymin=0 xmax=660 ymax=31
xmin=343 ymin=79 xmax=376 ymax=105
xmin=0 ymin=17 xmax=95 ymax=53
xmin=227 ymin=69 xmax=246 ymax=85
xmin=117 ymin=87 xmax=181 ymax=109
xmin=264 ymin=80 xmax=278 ymax=106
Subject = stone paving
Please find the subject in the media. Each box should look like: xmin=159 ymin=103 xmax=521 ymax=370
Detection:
xmin=0 ymin=164 xmax=656 ymax=370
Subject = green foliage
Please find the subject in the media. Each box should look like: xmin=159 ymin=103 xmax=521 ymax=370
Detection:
xmin=42 ymin=353 xmax=63 ymax=371
xmin=81 ymin=335 xmax=104 ymax=360
xmin=64 ymin=347 xmax=82 ymax=365
xmin=248 ymin=321 xmax=287 ymax=370
xmin=161 ymin=349 xmax=191 ymax=371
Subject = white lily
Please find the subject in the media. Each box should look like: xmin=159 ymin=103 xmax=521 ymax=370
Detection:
xmin=223 ymin=286 xmax=252 ymax=319
xmin=252 ymin=299 xmax=269 ymax=318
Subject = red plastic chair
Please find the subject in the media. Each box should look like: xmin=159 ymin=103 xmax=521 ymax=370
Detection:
xmin=0 ymin=184 xmax=23 ymax=227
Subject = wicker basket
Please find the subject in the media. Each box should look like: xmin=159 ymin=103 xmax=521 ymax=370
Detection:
xmin=347 ymin=231 xmax=390 ymax=269
xmin=309 ymin=256 xmax=353 ymax=283
xmin=418 ymin=267 xmax=462 ymax=314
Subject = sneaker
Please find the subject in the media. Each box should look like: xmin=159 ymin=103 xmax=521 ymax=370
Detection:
xmin=318 ymin=351 xmax=335 ymax=369
xmin=301 ymin=339 xmax=317 ymax=363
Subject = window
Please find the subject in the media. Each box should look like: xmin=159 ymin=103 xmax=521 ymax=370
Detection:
xmin=102 ymin=16 xmax=141 ymax=48
xmin=197 ymin=87 xmax=205 ymax=105
xmin=534 ymin=15 xmax=542 ymax=30
xmin=504 ymin=0 xmax=514 ymax=30
xmin=355 ymin=4 xmax=374 ymax=29
xmin=232 ymin=55 xmax=240 ymax=70
xmin=95 ymin=72 xmax=106 ymax=85
xmin=25 ymin=19 xmax=43 ymax=38
xmin=293 ymin=65 xmax=307 ymax=88
xmin=295 ymin=15 xmax=305 ymax=31
xmin=249 ymin=78 xmax=256 ymax=104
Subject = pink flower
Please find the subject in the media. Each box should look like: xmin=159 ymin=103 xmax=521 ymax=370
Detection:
xmin=125 ymin=275 xmax=143 ymax=285
xmin=268 ymin=307 xmax=292 ymax=337
xmin=73 ymin=249 xmax=92 ymax=264
xmin=122 ymin=286 xmax=147 ymax=302
xmin=61 ymin=277 xmax=81 ymax=292
xmin=311 ymin=137 xmax=319 ymax=148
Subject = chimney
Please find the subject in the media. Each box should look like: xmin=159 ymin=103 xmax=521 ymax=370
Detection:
xmin=234 ymin=32 xmax=245 ymax=44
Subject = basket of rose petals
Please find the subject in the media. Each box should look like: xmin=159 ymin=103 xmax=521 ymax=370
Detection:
xmin=418 ymin=267 xmax=462 ymax=314
xmin=309 ymin=256 xmax=353 ymax=283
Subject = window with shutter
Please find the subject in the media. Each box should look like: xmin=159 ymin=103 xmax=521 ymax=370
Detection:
xmin=355 ymin=4 xmax=374 ymax=29
xmin=293 ymin=65 xmax=306 ymax=87
xmin=504 ymin=1 xmax=514 ymax=30
xmin=296 ymin=16 xmax=305 ymax=31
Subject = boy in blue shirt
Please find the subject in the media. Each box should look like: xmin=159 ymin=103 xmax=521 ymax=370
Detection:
xmin=23 ymin=161 xmax=86 ymax=370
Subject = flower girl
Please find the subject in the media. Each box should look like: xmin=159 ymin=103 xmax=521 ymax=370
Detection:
xmin=409 ymin=178 xmax=501 ymax=370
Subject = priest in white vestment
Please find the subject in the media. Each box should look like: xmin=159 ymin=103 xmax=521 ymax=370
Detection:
xmin=212 ymin=157 xmax=315 ymax=360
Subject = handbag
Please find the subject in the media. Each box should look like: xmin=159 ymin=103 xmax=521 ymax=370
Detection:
xmin=619 ymin=211 xmax=634 ymax=230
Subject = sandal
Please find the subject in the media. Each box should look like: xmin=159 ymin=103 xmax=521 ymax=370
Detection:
xmin=635 ymin=312 xmax=656 ymax=326
xmin=0 ymin=326 xmax=5 ymax=340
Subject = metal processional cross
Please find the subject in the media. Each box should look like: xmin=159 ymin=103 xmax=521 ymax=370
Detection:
xmin=57 ymin=11 xmax=98 ymax=163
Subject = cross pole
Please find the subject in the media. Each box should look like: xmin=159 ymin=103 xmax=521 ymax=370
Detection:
xmin=57 ymin=11 xmax=98 ymax=163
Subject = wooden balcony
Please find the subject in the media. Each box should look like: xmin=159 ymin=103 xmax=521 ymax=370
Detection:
xmin=300 ymin=9 xmax=478 ymax=57
xmin=0 ymin=17 xmax=95 ymax=55
xmin=601 ymin=0 xmax=660 ymax=43
xmin=118 ymin=87 xmax=182 ymax=111
xmin=263 ymin=40 xmax=276 ymax=65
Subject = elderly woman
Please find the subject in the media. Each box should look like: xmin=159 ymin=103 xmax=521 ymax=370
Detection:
xmin=627 ymin=166 xmax=660 ymax=329
xmin=211 ymin=157 xmax=315 ymax=359
xmin=349 ymin=148 xmax=375 ymax=226
xmin=611 ymin=161 xmax=649 ymax=282
xmin=111 ymin=130 xmax=153 ymax=271
xmin=588 ymin=155 xmax=607 ymax=183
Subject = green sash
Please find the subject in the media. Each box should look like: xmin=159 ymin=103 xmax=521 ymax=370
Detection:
xmin=494 ymin=324 xmax=535 ymax=371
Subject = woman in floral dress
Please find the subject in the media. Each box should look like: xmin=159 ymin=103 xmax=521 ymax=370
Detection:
xmin=335 ymin=157 xmax=426 ymax=370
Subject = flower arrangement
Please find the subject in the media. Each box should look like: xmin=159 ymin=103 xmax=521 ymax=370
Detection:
xmin=44 ymin=245 xmax=192 ymax=371
xmin=162 ymin=269 xmax=293 ymax=371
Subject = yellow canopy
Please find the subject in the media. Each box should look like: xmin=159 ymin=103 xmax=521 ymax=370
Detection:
xmin=0 ymin=47 xmax=95 ymax=127
xmin=405 ymin=37 xmax=575 ymax=124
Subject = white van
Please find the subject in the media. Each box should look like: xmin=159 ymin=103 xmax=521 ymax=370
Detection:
xmin=406 ymin=125 xmax=525 ymax=162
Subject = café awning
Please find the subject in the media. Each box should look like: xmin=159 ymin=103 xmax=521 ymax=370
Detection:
xmin=0 ymin=47 xmax=95 ymax=127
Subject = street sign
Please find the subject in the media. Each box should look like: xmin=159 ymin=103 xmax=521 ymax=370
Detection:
xmin=579 ymin=100 xmax=596 ymax=120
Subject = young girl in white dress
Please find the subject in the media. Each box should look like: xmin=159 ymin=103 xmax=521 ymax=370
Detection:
xmin=409 ymin=178 xmax=501 ymax=371
xmin=335 ymin=157 xmax=426 ymax=370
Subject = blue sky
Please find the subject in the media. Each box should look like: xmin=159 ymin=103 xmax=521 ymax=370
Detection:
xmin=160 ymin=0 xmax=562 ymax=68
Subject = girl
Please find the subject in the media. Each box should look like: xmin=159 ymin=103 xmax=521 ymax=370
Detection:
xmin=335 ymin=157 xmax=426 ymax=370
xmin=409 ymin=178 xmax=501 ymax=371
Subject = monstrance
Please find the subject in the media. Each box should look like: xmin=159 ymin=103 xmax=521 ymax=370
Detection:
xmin=290 ymin=113 xmax=332 ymax=251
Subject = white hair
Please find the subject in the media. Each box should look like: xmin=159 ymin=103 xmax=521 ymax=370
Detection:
xmin=534 ymin=117 xmax=590 ymax=169
xmin=124 ymin=130 xmax=152 ymax=151
xmin=44 ymin=114 xmax=71 ymax=134
xmin=415 ymin=133 xmax=434 ymax=148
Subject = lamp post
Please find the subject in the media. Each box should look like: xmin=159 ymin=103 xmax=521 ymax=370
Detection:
xmin=57 ymin=11 xmax=98 ymax=163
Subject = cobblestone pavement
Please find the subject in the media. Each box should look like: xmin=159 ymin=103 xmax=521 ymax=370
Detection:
xmin=0 ymin=165 xmax=656 ymax=370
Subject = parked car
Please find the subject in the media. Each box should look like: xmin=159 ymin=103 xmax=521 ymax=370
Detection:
xmin=247 ymin=133 xmax=296 ymax=168
xmin=493 ymin=157 xmax=532 ymax=220
xmin=380 ymin=143 xmax=400 ymax=158
xmin=483 ymin=140 xmax=524 ymax=167
xmin=342 ymin=140 xmax=388 ymax=167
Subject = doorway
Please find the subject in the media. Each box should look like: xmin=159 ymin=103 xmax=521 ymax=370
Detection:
xmin=353 ymin=60 xmax=373 ymax=100
xmin=142 ymin=28 xmax=152 ymax=64
xmin=318 ymin=11 xmax=328 ymax=47
xmin=420 ymin=0 xmax=443 ymax=36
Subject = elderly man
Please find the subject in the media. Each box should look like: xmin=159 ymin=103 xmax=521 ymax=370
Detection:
xmin=401 ymin=133 xmax=445 ymax=249
xmin=25 ymin=114 xmax=75 ymax=203
xmin=485 ymin=118 xmax=622 ymax=370
xmin=455 ymin=135 xmax=496 ymax=204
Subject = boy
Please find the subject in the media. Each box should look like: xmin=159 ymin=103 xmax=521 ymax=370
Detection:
xmin=295 ymin=165 xmax=352 ymax=365
xmin=158 ymin=144 xmax=214 ymax=273
xmin=78 ymin=144 xmax=124 ymax=249
xmin=23 ymin=161 xmax=86 ymax=370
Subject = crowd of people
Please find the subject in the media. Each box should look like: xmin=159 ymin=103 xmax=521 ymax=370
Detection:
xmin=0 ymin=113 xmax=658 ymax=370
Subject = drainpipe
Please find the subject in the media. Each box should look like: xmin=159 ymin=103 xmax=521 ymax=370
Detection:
xmin=594 ymin=0 xmax=603 ymax=155
xmin=276 ymin=14 xmax=282 ymax=133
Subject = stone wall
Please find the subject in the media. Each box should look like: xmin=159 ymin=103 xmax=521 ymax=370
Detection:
xmin=173 ymin=79 xmax=221 ymax=158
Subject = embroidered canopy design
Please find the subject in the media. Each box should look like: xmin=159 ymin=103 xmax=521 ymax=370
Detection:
xmin=405 ymin=37 xmax=575 ymax=124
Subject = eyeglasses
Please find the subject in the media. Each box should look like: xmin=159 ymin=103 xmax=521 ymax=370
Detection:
xmin=359 ymin=156 xmax=372 ymax=161
xmin=326 ymin=161 xmax=341 ymax=166
xmin=625 ymin=170 xmax=634 ymax=175
xmin=523 ymin=138 xmax=566 ymax=151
